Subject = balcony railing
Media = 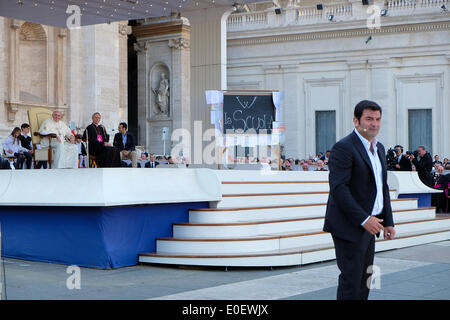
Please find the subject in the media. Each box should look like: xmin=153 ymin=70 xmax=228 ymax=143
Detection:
xmin=227 ymin=0 xmax=448 ymax=32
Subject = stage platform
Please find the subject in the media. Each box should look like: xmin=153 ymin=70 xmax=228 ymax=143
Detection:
xmin=0 ymin=168 xmax=446 ymax=269
xmin=0 ymin=168 xmax=221 ymax=269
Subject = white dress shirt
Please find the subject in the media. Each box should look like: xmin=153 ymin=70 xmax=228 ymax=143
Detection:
xmin=354 ymin=129 xmax=384 ymax=226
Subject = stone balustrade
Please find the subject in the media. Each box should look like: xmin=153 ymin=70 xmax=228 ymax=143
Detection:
xmin=227 ymin=0 xmax=449 ymax=31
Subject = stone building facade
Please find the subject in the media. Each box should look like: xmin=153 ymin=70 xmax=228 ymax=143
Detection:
xmin=0 ymin=17 xmax=128 ymax=147
xmin=226 ymin=0 xmax=450 ymax=160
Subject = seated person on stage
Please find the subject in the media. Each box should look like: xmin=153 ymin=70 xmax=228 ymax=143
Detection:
xmin=75 ymin=135 xmax=88 ymax=168
xmin=20 ymin=122 xmax=47 ymax=169
xmin=145 ymin=153 xmax=159 ymax=168
xmin=39 ymin=110 xmax=78 ymax=169
xmin=19 ymin=123 xmax=34 ymax=169
xmin=2 ymin=127 xmax=32 ymax=169
xmin=83 ymin=112 xmax=121 ymax=168
xmin=113 ymin=122 xmax=137 ymax=168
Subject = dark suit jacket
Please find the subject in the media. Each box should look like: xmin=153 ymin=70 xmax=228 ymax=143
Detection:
xmin=396 ymin=154 xmax=412 ymax=171
xmin=323 ymin=131 xmax=394 ymax=243
xmin=19 ymin=135 xmax=32 ymax=151
xmin=145 ymin=161 xmax=159 ymax=168
xmin=412 ymin=152 xmax=433 ymax=187
xmin=113 ymin=132 xmax=136 ymax=152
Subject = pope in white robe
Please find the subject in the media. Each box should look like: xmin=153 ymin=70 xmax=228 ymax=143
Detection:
xmin=39 ymin=110 xmax=78 ymax=169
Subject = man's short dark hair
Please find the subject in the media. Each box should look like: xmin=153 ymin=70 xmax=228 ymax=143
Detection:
xmin=119 ymin=122 xmax=127 ymax=130
xmin=21 ymin=123 xmax=30 ymax=129
xmin=394 ymin=145 xmax=403 ymax=152
xmin=354 ymin=100 xmax=382 ymax=122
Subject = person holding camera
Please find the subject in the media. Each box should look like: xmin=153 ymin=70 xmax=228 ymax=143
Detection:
xmin=394 ymin=145 xmax=412 ymax=171
xmin=409 ymin=145 xmax=433 ymax=187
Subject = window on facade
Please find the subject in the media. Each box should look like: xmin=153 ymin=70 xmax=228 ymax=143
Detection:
xmin=315 ymin=111 xmax=336 ymax=156
xmin=408 ymin=109 xmax=432 ymax=155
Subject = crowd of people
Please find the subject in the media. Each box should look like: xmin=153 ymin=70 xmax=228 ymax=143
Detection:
xmin=280 ymin=150 xmax=331 ymax=171
xmin=1 ymin=111 xmax=449 ymax=213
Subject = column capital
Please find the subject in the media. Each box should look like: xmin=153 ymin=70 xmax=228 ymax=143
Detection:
xmin=168 ymin=37 xmax=190 ymax=50
xmin=133 ymin=41 xmax=148 ymax=53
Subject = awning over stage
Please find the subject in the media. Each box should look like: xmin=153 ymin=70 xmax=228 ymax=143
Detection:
xmin=0 ymin=0 xmax=267 ymax=28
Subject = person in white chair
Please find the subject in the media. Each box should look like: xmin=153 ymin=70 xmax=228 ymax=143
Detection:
xmin=39 ymin=110 xmax=78 ymax=169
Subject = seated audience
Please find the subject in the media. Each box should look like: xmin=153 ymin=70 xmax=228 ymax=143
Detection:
xmin=443 ymin=158 xmax=450 ymax=170
xmin=315 ymin=159 xmax=328 ymax=171
xmin=0 ymin=155 xmax=12 ymax=170
xmin=302 ymin=162 xmax=309 ymax=171
xmin=432 ymin=164 xmax=449 ymax=213
xmin=2 ymin=127 xmax=31 ymax=169
xmin=145 ymin=153 xmax=159 ymax=168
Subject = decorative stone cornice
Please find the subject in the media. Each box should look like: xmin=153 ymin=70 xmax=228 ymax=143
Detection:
xmin=228 ymin=21 xmax=450 ymax=47
xmin=168 ymin=37 xmax=190 ymax=49
xmin=132 ymin=20 xmax=190 ymax=40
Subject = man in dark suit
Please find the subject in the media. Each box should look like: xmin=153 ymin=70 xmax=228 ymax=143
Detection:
xmin=394 ymin=145 xmax=412 ymax=171
xmin=409 ymin=146 xmax=433 ymax=187
xmin=323 ymin=100 xmax=396 ymax=300
xmin=144 ymin=153 xmax=159 ymax=168
xmin=113 ymin=122 xmax=137 ymax=168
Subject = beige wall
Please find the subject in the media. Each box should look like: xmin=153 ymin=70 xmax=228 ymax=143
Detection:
xmin=0 ymin=19 xmax=128 ymax=151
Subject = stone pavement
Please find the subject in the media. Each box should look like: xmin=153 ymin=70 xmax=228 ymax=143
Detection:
xmin=1 ymin=240 xmax=449 ymax=300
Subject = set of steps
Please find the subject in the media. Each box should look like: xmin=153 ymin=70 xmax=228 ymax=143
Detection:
xmin=139 ymin=171 xmax=450 ymax=267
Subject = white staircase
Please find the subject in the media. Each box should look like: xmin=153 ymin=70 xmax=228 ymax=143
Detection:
xmin=139 ymin=171 xmax=450 ymax=267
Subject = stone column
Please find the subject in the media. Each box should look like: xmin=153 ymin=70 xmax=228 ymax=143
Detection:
xmin=56 ymin=29 xmax=67 ymax=109
xmin=68 ymin=23 xmax=123 ymax=138
xmin=368 ymin=59 xmax=391 ymax=145
xmin=346 ymin=60 xmax=369 ymax=135
xmin=182 ymin=8 xmax=233 ymax=159
xmin=6 ymin=19 xmax=21 ymax=122
xmin=0 ymin=18 xmax=9 ymax=138
xmin=133 ymin=17 xmax=191 ymax=155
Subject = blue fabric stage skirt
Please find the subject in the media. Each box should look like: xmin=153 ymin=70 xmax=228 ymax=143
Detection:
xmin=0 ymin=202 xmax=208 ymax=269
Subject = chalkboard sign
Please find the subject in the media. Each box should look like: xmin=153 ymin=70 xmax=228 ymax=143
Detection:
xmin=223 ymin=93 xmax=275 ymax=134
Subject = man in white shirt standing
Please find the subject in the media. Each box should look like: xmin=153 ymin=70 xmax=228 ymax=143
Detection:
xmin=323 ymin=100 xmax=396 ymax=300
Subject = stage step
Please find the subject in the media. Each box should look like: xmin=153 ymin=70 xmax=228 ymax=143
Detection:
xmin=139 ymin=172 xmax=448 ymax=268
xmin=189 ymin=198 xmax=419 ymax=224
xmin=139 ymin=229 xmax=450 ymax=267
xmin=220 ymin=181 xmax=330 ymax=194
xmin=155 ymin=217 xmax=450 ymax=255
xmin=173 ymin=208 xmax=436 ymax=239
xmin=213 ymin=190 xmax=397 ymax=208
